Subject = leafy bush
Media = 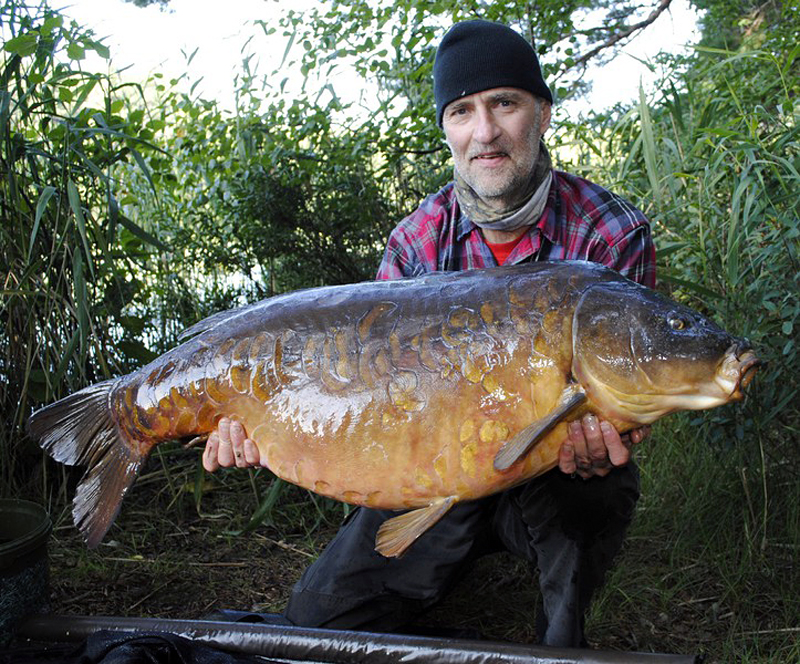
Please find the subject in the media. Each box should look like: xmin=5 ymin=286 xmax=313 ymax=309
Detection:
xmin=0 ymin=0 xmax=177 ymax=492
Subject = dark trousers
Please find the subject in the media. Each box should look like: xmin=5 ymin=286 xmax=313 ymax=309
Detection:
xmin=284 ymin=464 xmax=640 ymax=647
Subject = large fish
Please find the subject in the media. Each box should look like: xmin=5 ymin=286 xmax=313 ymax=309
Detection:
xmin=27 ymin=261 xmax=759 ymax=557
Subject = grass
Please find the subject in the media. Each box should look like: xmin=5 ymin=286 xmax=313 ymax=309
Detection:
xmin=20 ymin=409 xmax=796 ymax=663
xmin=591 ymin=415 xmax=799 ymax=663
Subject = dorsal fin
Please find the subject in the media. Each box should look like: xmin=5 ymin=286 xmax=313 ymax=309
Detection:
xmin=178 ymin=306 xmax=251 ymax=341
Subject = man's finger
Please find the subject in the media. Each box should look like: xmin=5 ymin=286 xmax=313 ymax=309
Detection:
xmin=568 ymin=420 xmax=590 ymax=468
xmin=217 ymin=417 xmax=235 ymax=467
xmin=558 ymin=440 xmax=577 ymax=475
xmin=230 ymin=419 xmax=247 ymax=446
xmin=601 ymin=421 xmax=630 ymax=467
xmin=244 ymin=438 xmax=261 ymax=466
xmin=203 ymin=432 xmax=220 ymax=472
xmin=567 ymin=420 xmax=599 ymax=479
xmin=229 ymin=420 xmax=248 ymax=468
xmin=628 ymin=425 xmax=652 ymax=446
xmin=582 ymin=414 xmax=609 ymax=465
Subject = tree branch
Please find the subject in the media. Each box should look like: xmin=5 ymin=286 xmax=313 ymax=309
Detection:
xmin=572 ymin=0 xmax=674 ymax=69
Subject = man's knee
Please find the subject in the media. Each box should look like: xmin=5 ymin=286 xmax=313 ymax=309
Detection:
xmin=286 ymin=500 xmax=495 ymax=630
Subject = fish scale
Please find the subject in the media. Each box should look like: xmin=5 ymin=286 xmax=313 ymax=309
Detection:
xmin=27 ymin=261 xmax=759 ymax=556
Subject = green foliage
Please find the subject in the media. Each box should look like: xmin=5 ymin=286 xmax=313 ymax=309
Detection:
xmin=273 ymin=0 xmax=675 ymax=109
xmin=123 ymin=0 xmax=171 ymax=8
xmin=692 ymin=0 xmax=794 ymax=53
xmin=0 ymin=0 xmax=179 ymax=493
xmin=594 ymin=414 xmax=799 ymax=662
xmin=204 ymin=94 xmax=398 ymax=290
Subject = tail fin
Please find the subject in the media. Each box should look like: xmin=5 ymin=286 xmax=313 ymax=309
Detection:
xmin=27 ymin=379 xmax=148 ymax=548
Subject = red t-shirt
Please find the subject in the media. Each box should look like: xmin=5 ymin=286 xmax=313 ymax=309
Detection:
xmin=485 ymin=234 xmax=526 ymax=266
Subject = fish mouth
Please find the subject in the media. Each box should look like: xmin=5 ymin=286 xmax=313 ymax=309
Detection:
xmin=581 ymin=343 xmax=762 ymax=424
xmin=716 ymin=344 xmax=761 ymax=400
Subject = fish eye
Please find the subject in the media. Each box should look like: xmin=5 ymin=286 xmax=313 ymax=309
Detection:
xmin=668 ymin=315 xmax=688 ymax=331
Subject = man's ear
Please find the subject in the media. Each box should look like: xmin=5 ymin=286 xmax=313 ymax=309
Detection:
xmin=540 ymin=101 xmax=552 ymax=134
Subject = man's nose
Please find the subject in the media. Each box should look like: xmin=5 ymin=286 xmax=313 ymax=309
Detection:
xmin=473 ymin=108 xmax=501 ymax=144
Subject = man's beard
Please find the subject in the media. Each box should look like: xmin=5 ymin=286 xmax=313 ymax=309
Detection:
xmin=453 ymin=141 xmax=552 ymax=230
xmin=463 ymin=130 xmax=540 ymax=202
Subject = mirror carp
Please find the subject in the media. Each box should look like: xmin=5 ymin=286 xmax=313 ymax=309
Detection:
xmin=27 ymin=261 xmax=759 ymax=557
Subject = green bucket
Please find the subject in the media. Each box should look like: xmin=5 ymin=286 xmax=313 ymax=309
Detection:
xmin=0 ymin=499 xmax=52 ymax=645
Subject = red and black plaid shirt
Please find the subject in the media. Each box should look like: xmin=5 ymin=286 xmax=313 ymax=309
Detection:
xmin=377 ymin=171 xmax=656 ymax=288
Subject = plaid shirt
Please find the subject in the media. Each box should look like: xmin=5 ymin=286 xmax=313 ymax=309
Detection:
xmin=377 ymin=171 xmax=656 ymax=288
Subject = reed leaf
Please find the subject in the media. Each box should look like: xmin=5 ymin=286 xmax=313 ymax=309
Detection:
xmin=116 ymin=213 xmax=169 ymax=250
xmin=29 ymin=184 xmax=56 ymax=262
xmin=237 ymin=477 xmax=288 ymax=534
xmin=66 ymin=179 xmax=95 ymax=279
xmin=638 ymin=84 xmax=662 ymax=208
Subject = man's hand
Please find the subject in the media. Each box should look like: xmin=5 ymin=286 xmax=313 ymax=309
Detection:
xmin=202 ymin=417 xmax=262 ymax=472
xmin=558 ymin=414 xmax=650 ymax=479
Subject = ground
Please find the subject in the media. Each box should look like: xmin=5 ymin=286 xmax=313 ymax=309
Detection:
xmin=38 ymin=456 xmax=641 ymax=650
xmin=10 ymin=447 xmax=796 ymax=662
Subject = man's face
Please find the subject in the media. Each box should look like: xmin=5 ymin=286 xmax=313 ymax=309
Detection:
xmin=442 ymin=88 xmax=551 ymax=205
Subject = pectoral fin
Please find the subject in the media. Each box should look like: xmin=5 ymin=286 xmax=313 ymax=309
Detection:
xmin=375 ymin=496 xmax=456 ymax=558
xmin=494 ymin=385 xmax=587 ymax=471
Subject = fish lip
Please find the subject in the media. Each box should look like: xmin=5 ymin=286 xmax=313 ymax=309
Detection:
xmin=737 ymin=352 xmax=761 ymax=392
xmin=712 ymin=344 xmax=760 ymax=401
xmin=723 ymin=347 xmax=761 ymax=398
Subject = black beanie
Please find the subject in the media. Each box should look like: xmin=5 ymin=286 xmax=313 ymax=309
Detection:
xmin=433 ymin=20 xmax=552 ymax=127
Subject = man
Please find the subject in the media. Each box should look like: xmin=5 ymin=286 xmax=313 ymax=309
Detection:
xmin=204 ymin=19 xmax=654 ymax=648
